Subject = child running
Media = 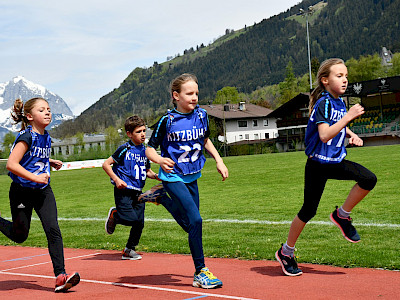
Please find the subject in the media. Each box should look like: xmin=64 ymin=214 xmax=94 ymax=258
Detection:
xmin=103 ymin=115 xmax=161 ymax=260
xmin=275 ymin=58 xmax=377 ymax=276
xmin=0 ymin=98 xmax=80 ymax=292
xmin=145 ymin=73 xmax=229 ymax=289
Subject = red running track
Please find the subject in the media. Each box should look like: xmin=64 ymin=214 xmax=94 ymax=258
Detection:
xmin=0 ymin=245 xmax=398 ymax=299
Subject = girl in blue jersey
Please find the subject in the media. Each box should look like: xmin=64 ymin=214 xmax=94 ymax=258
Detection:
xmin=103 ymin=115 xmax=160 ymax=260
xmin=0 ymin=98 xmax=80 ymax=292
xmin=146 ymin=73 xmax=229 ymax=289
xmin=276 ymin=59 xmax=377 ymax=276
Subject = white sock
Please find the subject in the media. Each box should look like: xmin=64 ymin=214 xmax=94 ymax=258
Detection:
xmin=282 ymin=242 xmax=295 ymax=257
xmin=338 ymin=206 xmax=350 ymax=218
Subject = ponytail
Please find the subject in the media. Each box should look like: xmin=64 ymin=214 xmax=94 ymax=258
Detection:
xmin=309 ymin=86 xmax=325 ymax=115
xmin=11 ymin=99 xmax=29 ymax=130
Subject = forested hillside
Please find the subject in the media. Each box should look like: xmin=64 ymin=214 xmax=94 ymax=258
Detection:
xmin=53 ymin=0 xmax=400 ymax=137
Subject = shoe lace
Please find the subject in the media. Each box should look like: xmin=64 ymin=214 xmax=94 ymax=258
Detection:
xmin=202 ymin=270 xmax=217 ymax=279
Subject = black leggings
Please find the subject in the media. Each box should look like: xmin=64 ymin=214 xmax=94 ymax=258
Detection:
xmin=0 ymin=182 xmax=65 ymax=276
xmin=297 ymin=158 xmax=377 ymax=223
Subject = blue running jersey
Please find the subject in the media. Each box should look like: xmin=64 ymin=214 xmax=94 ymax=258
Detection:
xmin=9 ymin=125 xmax=52 ymax=188
xmin=149 ymin=106 xmax=209 ymax=175
xmin=305 ymin=92 xmax=347 ymax=163
xmin=111 ymin=140 xmax=150 ymax=191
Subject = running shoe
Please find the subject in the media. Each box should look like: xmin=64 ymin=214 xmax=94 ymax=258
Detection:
xmin=105 ymin=207 xmax=117 ymax=235
xmin=122 ymin=248 xmax=142 ymax=260
xmin=55 ymin=272 xmax=80 ymax=293
xmin=192 ymin=267 xmax=223 ymax=289
xmin=330 ymin=206 xmax=360 ymax=243
xmin=138 ymin=183 xmax=165 ymax=205
xmin=275 ymin=246 xmax=303 ymax=276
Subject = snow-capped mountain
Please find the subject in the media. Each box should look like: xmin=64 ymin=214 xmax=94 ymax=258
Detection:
xmin=0 ymin=76 xmax=74 ymax=141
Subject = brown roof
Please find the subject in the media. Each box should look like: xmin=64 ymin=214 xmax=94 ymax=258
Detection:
xmin=199 ymin=103 xmax=273 ymax=120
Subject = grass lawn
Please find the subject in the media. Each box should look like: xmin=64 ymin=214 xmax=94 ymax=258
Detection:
xmin=0 ymin=144 xmax=399 ymax=270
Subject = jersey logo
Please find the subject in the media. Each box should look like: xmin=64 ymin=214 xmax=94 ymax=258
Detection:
xmin=17 ymin=203 xmax=26 ymax=209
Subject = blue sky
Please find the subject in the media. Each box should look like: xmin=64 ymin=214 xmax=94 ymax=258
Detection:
xmin=0 ymin=0 xmax=301 ymax=115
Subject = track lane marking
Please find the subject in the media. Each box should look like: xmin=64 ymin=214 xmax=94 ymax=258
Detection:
xmin=0 ymin=252 xmax=101 ymax=272
xmin=0 ymin=270 xmax=261 ymax=300
xmin=2 ymin=216 xmax=398 ymax=228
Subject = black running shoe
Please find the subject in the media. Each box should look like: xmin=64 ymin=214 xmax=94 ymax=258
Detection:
xmin=330 ymin=206 xmax=360 ymax=243
xmin=105 ymin=207 xmax=117 ymax=235
xmin=275 ymin=246 xmax=303 ymax=276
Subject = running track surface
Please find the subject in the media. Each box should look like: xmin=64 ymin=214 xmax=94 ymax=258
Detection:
xmin=0 ymin=245 xmax=398 ymax=299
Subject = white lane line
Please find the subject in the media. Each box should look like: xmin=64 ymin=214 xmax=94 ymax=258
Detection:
xmin=0 ymin=270 xmax=261 ymax=300
xmin=1 ymin=216 xmax=396 ymax=228
xmin=0 ymin=252 xmax=101 ymax=272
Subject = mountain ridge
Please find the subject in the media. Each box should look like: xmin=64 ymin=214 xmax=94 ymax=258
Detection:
xmin=52 ymin=0 xmax=400 ymax=137
xmin=0 ymin=76 xmax=74 ymax=142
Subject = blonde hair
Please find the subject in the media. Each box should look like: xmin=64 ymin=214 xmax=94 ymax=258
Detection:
xmin=11 ymin=97 xmax=48 ymax=130
xmin=170 ymin=73 xmax=198 ymax=108
xmin=309 ymin=58 xmax=345 ymax=114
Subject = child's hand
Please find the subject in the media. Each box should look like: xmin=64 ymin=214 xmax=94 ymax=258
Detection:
xmin=347 ymin=104 xmax=364 ymax=121
xmin=115 ymin=178 xmax=127 ymax=189
xmin=50 ymin=159 xmax=63 ymax=170
xmin=216 ymin=161 xmax=229 ymax=181
xmin=160 ymin=157 xmax=175 ymax=173
xmin=147 ymin=170 xmax=161 ymax=181
xmin=36 ymin=173 xmax=50 ymax=184
xmin=348 ymin=135 xmax=363 ymax=147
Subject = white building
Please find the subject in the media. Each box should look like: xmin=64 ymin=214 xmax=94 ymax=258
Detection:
xmin=51 ymin=134 xmax=107 ymax=156
xmin=51 ymin=128 xmax=154 ymax=157
xmin=200 ymin=102 xmax=278 ymax=144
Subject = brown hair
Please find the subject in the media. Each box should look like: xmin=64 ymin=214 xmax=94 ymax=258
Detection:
xmin=11 ymin=97 xmax=48 ymax=130
xmin=309 ymin=58 xmax=345 ymax=114
xmin=170 ymin=73 xmax=198 ymax=108
xmin=125 ymin=115 xmax=145 ymax=133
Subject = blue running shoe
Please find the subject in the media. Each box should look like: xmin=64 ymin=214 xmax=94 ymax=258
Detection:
xmin=193 ymin=267 xmax=223 ymax=289
xmin=275 ymin=246 xmax=303 ymax=276
xmin=330 ymin=206 xmax=360 ymax=243
xmin=138 ymin=184 xmax=165 ymax=205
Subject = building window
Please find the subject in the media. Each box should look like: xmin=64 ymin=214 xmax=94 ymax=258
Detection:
xmin=253 ymin=120 xmax=258 ymax=127
xmin=265 ymin=132 xmax=270 ymax=139
xmin=254 ymin=133 xmax=259 ymax=139
xmin=263 ymin=119 xmax=268 ymax=126
xmin=239 ymin=135 xmax=243 ymax=140
xmin=245 ymin=134 xmax=249 ymax=140
xmin=300 ymin=108 xmax=309 ymax=118
xmin=238 ymin=120 xmax=247 ymax=127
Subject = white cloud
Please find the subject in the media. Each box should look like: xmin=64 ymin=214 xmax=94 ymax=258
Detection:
xmin=0 ymin=0 xmax=300 ymax=115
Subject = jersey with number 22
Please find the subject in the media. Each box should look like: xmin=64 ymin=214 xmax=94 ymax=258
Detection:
xmin=150 ymin=106 xmax=209 ymax=175
xmin=9 ymin=125 xmax=52 ymax=189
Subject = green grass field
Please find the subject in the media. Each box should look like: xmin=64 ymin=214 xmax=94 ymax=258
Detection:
xmin=0 ymin=145 xmax=399 ymax=270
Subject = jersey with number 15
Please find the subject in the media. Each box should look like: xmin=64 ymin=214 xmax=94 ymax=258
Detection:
xmin=149 ymin=106 xmax=210 ymax=175
xmin=9 ymin=125 xmax=52 ymax=189
xmin=111 ymin=140 xmax=150 ymax=191
xmin=305 ymin=92 xmax=348 ymax=164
